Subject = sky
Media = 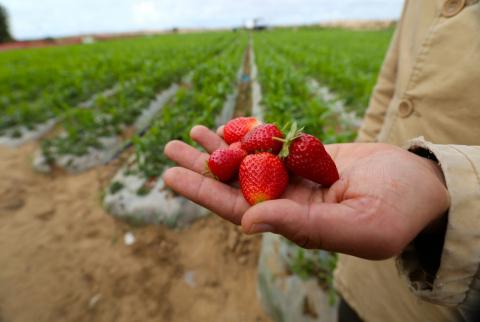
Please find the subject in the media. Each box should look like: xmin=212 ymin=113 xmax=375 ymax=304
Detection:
xmin=2 ymin=0 xmax=404 ymax=40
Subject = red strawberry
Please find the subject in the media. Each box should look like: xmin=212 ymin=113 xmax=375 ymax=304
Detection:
xmin=282 ymin=130 xmax=339 ymax=187
xmin=241 ymin=124 xmax=284 ymax=154
xmin=208 ymin=148 xmax=247 ymax=182
xmin=224 ymin=117 xmax=261 ymax=144
xmin=239 ymin=153 xmax=289 ymax=205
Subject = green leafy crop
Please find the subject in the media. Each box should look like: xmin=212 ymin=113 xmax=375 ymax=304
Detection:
xmin=39 ymin=33 xmax=237 ymax=159
xmin=255 ymin=28 xmax=393 ymax=114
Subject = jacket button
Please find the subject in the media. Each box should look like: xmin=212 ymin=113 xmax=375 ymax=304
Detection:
xmin=443 ymin=0 xmax=466 ymax=17
xmin=398 ymin=99 xmax=414 ymax=118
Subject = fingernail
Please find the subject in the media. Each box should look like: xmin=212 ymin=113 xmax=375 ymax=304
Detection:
xmin=248 ymin=223 xmax=274 ymax=234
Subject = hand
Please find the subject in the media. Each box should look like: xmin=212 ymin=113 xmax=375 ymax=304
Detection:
xmin=163 ymin=125 xmax=449 ymax=260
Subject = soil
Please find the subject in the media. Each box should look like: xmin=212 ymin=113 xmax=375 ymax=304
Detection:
xmin=0 ymin=143 xmax=272 ymax=322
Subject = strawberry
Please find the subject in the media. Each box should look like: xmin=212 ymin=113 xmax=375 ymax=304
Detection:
xmin=223 ymin=117 xmax=261 ymax=144
xmin=281 ymin=123 xmax=339 ymax=187
xmin=208 ymin=148 xmax=247 ymax=182
xmin=241 ymin=124 xmax=284 ymax=154
xmin=239 ymin=153 xmax=289 ymax=205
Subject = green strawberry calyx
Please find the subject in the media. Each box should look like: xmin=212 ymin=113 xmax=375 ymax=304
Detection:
xmin=273 ymin=121 xmax=304 ymax=159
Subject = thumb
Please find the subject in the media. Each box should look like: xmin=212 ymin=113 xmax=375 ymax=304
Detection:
xmin=241 ymin=199 xmax=316 ymax=248
xmin=242 ymin=197 xmax=408 ymax=259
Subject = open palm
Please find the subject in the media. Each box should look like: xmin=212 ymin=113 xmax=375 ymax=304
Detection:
xmin=164 ymin=125 xmax=449 ymax=260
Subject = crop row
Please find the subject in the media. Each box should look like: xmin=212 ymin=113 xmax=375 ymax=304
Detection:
xmin=253 ymin=35 xmax=356 ymax=143
xmin=1 ymin=39 xmax=155 ymax=110
xmin=0 ymin=33 xmax=235 ymax=137
xmin=256 ymin=28 xmax=392 ymax=113
xmin=36 ymin=36 xmax=236 ymax=163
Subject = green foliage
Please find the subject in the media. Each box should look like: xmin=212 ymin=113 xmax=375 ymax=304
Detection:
xmin=255 ymin=28 xmax=393 ymax=114
xmin=254 ymin=28 xmax=392 ymax=143
xmin=136 ymin=185 xmax=152 ymax=196
xmin=109 ymin=181 xmax=124 ymax=194
xmin=0 ymin=33 xmax=234 ymax=132
xmin=254 ymin=37 xmax=330 ymax=141
xmin=39 ymin=33 xmax=236 ymax=159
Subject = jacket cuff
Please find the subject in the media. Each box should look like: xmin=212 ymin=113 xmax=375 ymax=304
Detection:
xmin=397 ymin=137 xmax=480 ymax=308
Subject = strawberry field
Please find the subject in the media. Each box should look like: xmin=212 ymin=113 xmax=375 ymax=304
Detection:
xmin=0 ymin=27 xmax=393 ymax=322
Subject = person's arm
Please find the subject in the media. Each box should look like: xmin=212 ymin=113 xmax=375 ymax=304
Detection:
xmin=398 ymin=137 xmax=480 ymax=318
xmin=355 ymin=0 xmax=407 ymax=142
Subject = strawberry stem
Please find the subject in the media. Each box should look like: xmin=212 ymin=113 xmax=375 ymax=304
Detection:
xmin=279 ymin=121 xmax=304 ymax=159
xmin=272 ymin=137 xmax=287 ymax=143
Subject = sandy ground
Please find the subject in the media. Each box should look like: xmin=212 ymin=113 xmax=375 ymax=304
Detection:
xmin=0 ymin=143 xmax=272 ymax=322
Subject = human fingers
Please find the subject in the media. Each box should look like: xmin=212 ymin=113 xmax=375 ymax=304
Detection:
xmin=164 ymin=140 xmax=209 ymax=173
xmin=190 ymin=125 xmax=227 ymax=153
xmin=163 ymin=167 xmax=249 ymax=224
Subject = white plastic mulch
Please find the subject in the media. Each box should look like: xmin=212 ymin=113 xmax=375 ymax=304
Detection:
xmin=307 ymin=78 xmax=362 ymax=130
xmin=33 ymin=136 xmax=122 ymax=174
xmin=0 ymin=82 xmax=126 ymax=148
xmin=32 ymin=84 xmax=179 ymax=174
xmin=0 ymin=119 xmax=57 ymax=148
xmin=103 ymin=166 xmax=209 ymax=228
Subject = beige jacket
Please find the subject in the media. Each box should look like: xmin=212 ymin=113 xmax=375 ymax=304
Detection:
xmin=334 ymin=0 xmax=480 ymax=321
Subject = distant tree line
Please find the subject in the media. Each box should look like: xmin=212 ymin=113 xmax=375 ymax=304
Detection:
xmin=0 ymin=3 xmax=13 ymax=43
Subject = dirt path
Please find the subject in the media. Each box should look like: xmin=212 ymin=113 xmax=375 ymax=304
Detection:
xmin=0 ymin=142 xmax=270 ymax=322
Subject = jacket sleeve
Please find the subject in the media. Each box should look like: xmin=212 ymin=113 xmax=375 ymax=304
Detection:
xmin=397 ymin=137 xmax=480 ymax=319
xmin=355 ymin=1 xmax=407 ymax=143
